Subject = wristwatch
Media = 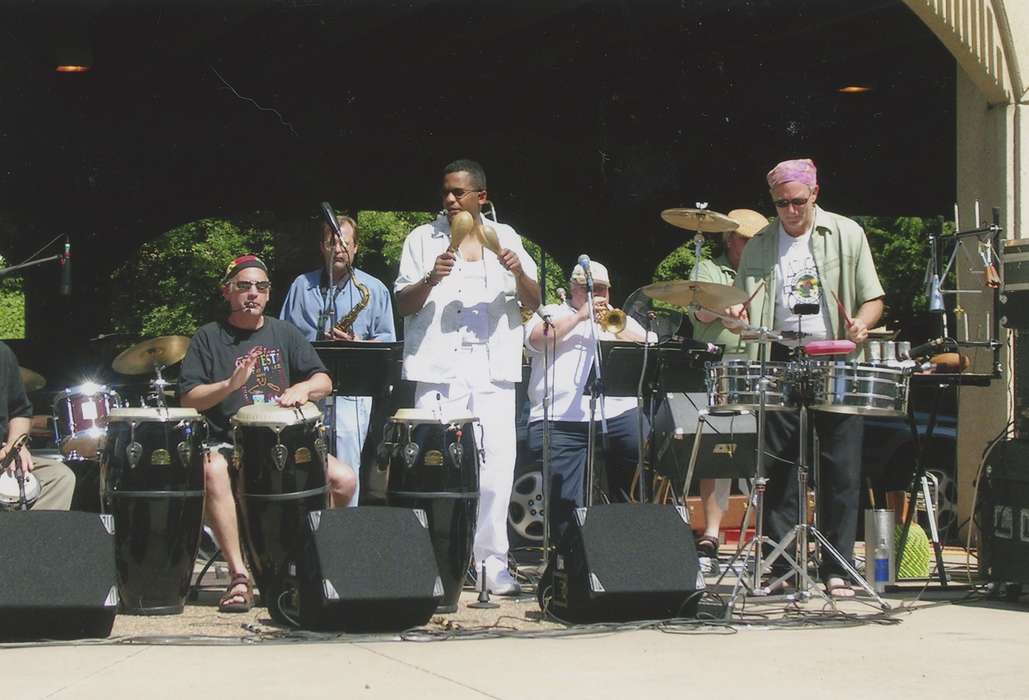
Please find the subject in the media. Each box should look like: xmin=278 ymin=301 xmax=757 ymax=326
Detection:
xmin=424 ymin=270 xmax=438 ymax=287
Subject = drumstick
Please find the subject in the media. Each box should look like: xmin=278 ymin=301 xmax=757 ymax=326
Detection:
xmin=831 ymin=291 xmax=853 ymax=328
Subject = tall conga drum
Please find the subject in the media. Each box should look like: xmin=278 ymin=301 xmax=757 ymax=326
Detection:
xmin=100 ymin=407 xmax=206 ymax=615
xmin=376 ymin=410 xmax=479 ymax=613
xmin=232 ymin=402 xmax=328 ymax=620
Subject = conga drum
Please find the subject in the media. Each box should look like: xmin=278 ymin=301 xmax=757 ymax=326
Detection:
xmin=100 ymin=407 xmax=205 ymax=615
xmin=376 ymin=410 xmax=480 ymax=613
xmin=231 ymin=402 xmax=328 ymax=620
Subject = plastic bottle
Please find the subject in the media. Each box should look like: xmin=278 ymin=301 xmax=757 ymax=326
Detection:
xmin=873 ymin=537 xmax=890 ymax=593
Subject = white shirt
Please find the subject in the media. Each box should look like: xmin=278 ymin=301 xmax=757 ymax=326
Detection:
xmin=524 ymin=302 xmax=645 ymax=422
xmin=773 ymin=223 xmax=829 ymax=345
xmin=395 ymin=213 xmax=538 ymax=384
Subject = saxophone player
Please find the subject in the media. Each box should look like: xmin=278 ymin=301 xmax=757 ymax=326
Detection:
xmin=280 ymin=213 xmax=396 ymax=506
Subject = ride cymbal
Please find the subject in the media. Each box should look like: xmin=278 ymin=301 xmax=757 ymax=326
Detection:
xmin=19 ymin=367 xmax=46 ymax=392
xmin=660 ymin=208 xmax=739 ymax=234
xmin=641 ymin=279 xmax=748 ymax=310
xmin=112 ymin=335 xmax=191 ymax=375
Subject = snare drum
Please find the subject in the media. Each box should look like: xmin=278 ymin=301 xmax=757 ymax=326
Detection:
xmin=369 ymin=409 xmax=479 ymax=613
xmin=0 ymin=470 xmax=40 ymax=510
xmin=53 ymin=383 xmax=122 ymax=460
xmin=810 ymin=362 xmax=910 ymax=418
xmin=100 ymin=407 xmax=206 ymax=614
xmin=706 ymin=360 xmax=797 ymax=412
xmin=232 ymin=402 xmax=328 ymax=622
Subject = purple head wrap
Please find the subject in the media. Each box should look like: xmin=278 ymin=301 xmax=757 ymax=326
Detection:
xmin=766 ymin=158 xmax=818 ymax=189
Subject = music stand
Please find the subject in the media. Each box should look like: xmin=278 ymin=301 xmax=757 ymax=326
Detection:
xmin=313 ymin=342 xmax=403 ymax=491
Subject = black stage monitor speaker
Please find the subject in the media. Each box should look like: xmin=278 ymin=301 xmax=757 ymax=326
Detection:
xmin=0 ymin=511 xmax=118 ymax=640
xmin=299 ymin=507 xmax=443 ymax=631
xmin=654 ymin=392 xmax=757 ymax=484
xmin=981 ymin=440 xmax=1029 ymax=584
xmin=538 ymin=504 xmax=704 ymax=623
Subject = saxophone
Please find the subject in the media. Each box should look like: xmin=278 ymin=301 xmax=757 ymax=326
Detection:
xmin=334 ymin=278 xmax=370 ymax=335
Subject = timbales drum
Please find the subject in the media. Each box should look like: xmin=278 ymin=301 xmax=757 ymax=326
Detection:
xmin=706 ymin=360 xmax=797 ymax=413
xmin=53 ymin=383 xmax=123 ymax=460
xmin=100 ymin=407 xmax=206 ymax=614
xmin=810 ymin=362 xmax=911 ymax=418
xmin=370 ymin=409 xmax=480 ymax=613
xmin=232 ymin=402 xmax=328 ymax=621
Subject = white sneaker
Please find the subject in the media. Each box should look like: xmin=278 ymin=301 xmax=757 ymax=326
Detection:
xmin=487 ymin=569 xmax=522 ymax=596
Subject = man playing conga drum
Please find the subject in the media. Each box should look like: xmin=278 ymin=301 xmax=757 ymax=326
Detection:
xmin=180 ymin=255 xmax=356 ymax=613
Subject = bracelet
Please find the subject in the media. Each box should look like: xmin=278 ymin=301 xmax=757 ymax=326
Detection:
xmin=424 ymin=271 xmax=438 ymax=287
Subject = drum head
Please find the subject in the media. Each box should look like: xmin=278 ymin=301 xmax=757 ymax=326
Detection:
xmin=0 ymin=471 xmax=40 ymax=510
xmin=232 ymin=401 xmax=322 ymax=429
xmin=109 ymin=407 xmax=201 ymax=422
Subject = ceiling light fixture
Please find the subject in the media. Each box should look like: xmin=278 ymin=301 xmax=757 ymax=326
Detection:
xmin=837 ymin=85 xmax=873 ymax=94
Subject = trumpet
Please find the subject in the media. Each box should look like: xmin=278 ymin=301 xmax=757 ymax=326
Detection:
xmin=596 ymin=305 xmax=626 ymax=333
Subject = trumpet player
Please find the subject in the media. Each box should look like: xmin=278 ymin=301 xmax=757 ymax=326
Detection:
xmin=280 ymin=213 xmax=395 ymax=506
xmin=524 ymin=260 xmax=650 ymax=540
xmin=395 ymin=159 xmax=540 ymax=596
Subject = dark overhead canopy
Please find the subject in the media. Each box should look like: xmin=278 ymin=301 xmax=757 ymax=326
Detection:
xmin=0 ymin=0 xmax=954 ymax=370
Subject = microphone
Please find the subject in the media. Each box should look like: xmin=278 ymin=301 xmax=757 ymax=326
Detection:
xmin=60 ymin=238 xmax=71 ymax=296
xmin=927 ymin=274 xmax=945 ymax=314
xmin=901 ymin=337 xmax=952 ymax=361
xmin=681 ymin=338 xmax=720 ymax=354
xmin=577 ymin=254 xmax=593 ymax=290
xmin=320 ymin=201 xmax=341 ymax=238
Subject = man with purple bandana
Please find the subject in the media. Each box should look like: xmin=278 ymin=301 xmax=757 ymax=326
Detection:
xmin=726 ymin=159 xmax=885 ymax=597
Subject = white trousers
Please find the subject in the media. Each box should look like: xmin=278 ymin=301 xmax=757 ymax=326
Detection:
xmin=333 ymin=395 xmax=371 ymax=507
xmin=414 ymin=345 xmax=516 ymax=582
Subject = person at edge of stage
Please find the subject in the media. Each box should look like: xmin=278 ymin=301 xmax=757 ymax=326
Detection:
xmin=179 ymin=254 xmax=357 ymax=612
xmin=394 ymin=159 xmax=540 ymax=596
xmin=689 ymin=208 xmax=766 ymax=570
xmin=280 ymin=212 xmax=395 ymax=506
xmin=724 ymin=158 xmax=884 ymax=597
xmin=0 ymin=343 xmax=75 ymax=509
xmin=523 ymin=259 xmax=651 ymax=541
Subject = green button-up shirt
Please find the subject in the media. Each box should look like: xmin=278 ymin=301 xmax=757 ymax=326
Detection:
xmin=733 ymin=206 xmax=885 ymax=361
xmin=691 ymin=253 xmax=748 ymax=358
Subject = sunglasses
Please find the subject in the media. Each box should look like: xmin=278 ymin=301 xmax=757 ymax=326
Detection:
xmin=231 ymin=280 xmax=271 ymax=292
xmin=441 ymin=188 xmax=482 ymax=200
xmin=773 ymin=196 xmax=811 ymax=209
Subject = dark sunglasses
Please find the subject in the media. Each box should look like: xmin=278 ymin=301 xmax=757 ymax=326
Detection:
xmin=773 ymin=196 xmax=811 ymax=209
xmin=441 ymin=188 xmax=482 ymax=200
xmin=231 ymin=280 xmax=271 ymax=292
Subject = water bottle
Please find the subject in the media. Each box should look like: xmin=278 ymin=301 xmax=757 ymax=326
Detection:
xmin=873 ymin=537 xmax=890 ymax=593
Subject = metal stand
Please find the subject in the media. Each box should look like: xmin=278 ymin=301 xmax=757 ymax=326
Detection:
xmin=583 ymin=282 xmax=608 ymax=508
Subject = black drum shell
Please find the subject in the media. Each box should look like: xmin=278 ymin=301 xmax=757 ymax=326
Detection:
xmin=234 ymin=419 xmax=327 ymax=616
xmin=384 ymin=420 xmax=480 ymax=613
xmin=101 ymin=416 xmax=205 ymax=615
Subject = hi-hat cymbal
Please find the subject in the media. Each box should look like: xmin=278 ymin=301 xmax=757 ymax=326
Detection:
xmin=660 ymin=208 xmax=739 ymax=234
xmin=19 ymin=367 xmax=46 ymax=392
xmin=642 ymin=279 xmax=748 ymax=310
xmin=112 ymin=335 xmax=191 ymax=375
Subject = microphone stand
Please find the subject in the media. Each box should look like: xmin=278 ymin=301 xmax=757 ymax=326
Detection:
xmin=539 ymin=251 xmax=555 ymax=558
xmin=634 ymin=312 xmax=655 ymax=503
xmin=583 ymin=278 xmax=608 ymax=509
xmin=0 ymin=254 xmax=65 ymax=280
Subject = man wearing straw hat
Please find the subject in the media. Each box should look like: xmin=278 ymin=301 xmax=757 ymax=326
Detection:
xmin=689 ymin=208 xmax=766 ymax=567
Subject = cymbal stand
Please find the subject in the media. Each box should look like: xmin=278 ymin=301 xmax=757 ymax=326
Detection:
xmin=149 ymin=362 xmax=170 ymax=409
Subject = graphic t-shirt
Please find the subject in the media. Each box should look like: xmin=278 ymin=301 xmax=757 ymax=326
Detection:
xmin=178 ymin=316 xmax=328 ymax=442
xmin=773 ymin=226 xmax=829 ymax=345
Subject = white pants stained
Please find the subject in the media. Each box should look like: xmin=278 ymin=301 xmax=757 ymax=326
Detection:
xmin=333 ymin=395 xmax=371 ymax=507
xmin=414 ymin=346 xmax=516 ymax=582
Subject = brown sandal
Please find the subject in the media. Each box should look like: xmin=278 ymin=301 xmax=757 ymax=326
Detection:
xmin=218 ymin=573 xmax=253 ymax=613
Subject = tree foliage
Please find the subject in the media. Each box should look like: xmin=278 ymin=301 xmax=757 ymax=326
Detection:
xmin=111 ymin=216 xmax=277 ymax=338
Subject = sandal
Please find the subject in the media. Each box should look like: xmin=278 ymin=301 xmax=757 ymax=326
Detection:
xmin=218 ymin=573 xmax=254 ymax=613
xmin=824 ymin=576 xmax=856 ymax=598
xmin=695 ymin=534 xmax=720 ymax=559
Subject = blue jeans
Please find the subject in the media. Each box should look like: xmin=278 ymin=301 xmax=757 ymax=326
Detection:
xmin=527 ymin=409 xmax=649 ymax=541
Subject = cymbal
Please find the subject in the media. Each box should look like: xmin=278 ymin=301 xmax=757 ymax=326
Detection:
xmin=113 ymin=335 xmax=191 ymax=375
xmin=19 ymin=367 xmax=46 ymax=392
xmin=660 ymin=208 xmax=739 ymax=234
xmin=641 ymin=279 xmax=748 ymax=311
